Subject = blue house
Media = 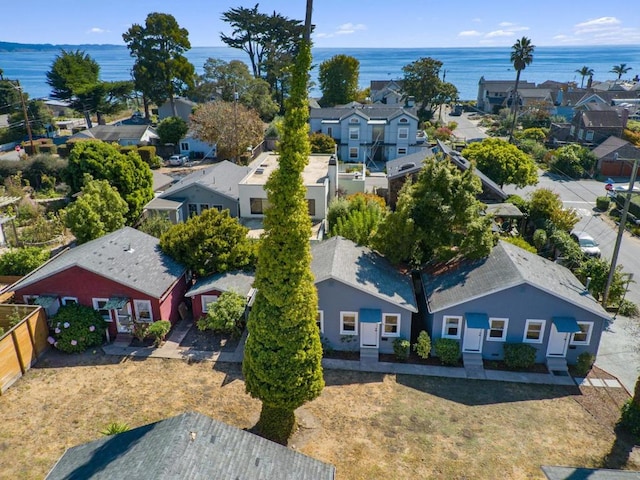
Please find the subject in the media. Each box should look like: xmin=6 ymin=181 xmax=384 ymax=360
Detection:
xmin=422 ymin=241 xmax=609 ymax=372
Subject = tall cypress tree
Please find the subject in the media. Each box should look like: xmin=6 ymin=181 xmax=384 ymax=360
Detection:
xmin=242 ymin=6 xmax=324 ymax=444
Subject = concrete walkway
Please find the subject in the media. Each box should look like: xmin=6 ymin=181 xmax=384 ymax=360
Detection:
xmin=99 ymin=319 xmax=615 ymax=388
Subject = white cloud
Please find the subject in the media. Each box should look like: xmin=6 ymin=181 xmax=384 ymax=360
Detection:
xmin=458 ymin=30 xmax=481 ymax=37
xmin=575 ymin=16 xmax=620 ymax=29
xmin=553 ymin=16 xmax=640 ymax=45
xmin=485 ymin=30 xmax=514 ymax=38
xmin=316 ymin=23 xmax=366 ymax=39
xmin=87 ymin=27 xmax=109 ymax=34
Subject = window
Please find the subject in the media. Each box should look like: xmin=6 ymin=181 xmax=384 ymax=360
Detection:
xmin=349 ymin=147 xmax=359 ymax=160
xmin=116 ymin=304 xmax=132 ymax=327
xmin=326 ymin=127 xmax=333 ymax=138
xmin=201 ymin=295 xmax=219 ymax=313
xmin=398 ymin=127 xmax=409 ymax=140
xmin=188 ymin=204 xmax=198 ymax=217
xmin=382 ymin=313 xmax=401 ymax=337
xmin=349 ymin=127 xmax=359 ymax=140
xmin=585 ymin=130 xmax=594 ymax=141
xmin=397 ymin=147 xmax=407 ymax=155
xmin=487 ymin=318 xmax=509 ymax=342
xmin=61 ymin=297 xmax=78 ymax=306
xmin=134 ymin=299 xmax=153 ymax=323
xmin=442 ymin=315 xmax=461 ymax=339
xmin=199 ymin=204 xmax=209 ymax=212
xmin=180 ymin=142 xmax=189 ymax=151
xmin=340 ymin=311 xmax=358 ymax=335
xmin=571 ymin=322 xmax=593 ymax=345
xmin=349 ymin=117 xmax=360 ymax=124
xmin=523 ymin=319 xmax=546 ymax=344
xmin=317 ymin=311 xmax=324 ymax=333
xmin=570 ymin=125 xmax=575 ymax=136
xmin=307 ymin=199 xmax=316 ymax=216
xmin=578 ymin=128 xmax=584 ymax=139
xmin=92 ymin=298 xmax=111 ymax=322
xmin=399 ymin=118 xmax=408 ymax=124
xmin=250 ymin=198 xmax=269 ymax=214
xmin=212 ymin=205 xmax=223 ymax=211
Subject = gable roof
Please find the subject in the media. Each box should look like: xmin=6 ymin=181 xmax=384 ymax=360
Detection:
xmin=309 ymin=105 xmax=418 ymax=122
xmin=11 ymin=227 xmax=186 ymax=299
xmin=186 ymin=270 xmax=255 ymax=298
xmin=69 ymin=125 xmax=158 ymax=143
xmin=160 ymin=160 xmax=250 ymax=201
xmin=423 ymin=241 xmax=609 ymax=319
xmin=311 ymin=236 xmax=417 ymax=312
xmin=575 ymin=110 xmax=624 ymax=128
xmin=591 ymin=136 xmax=633 ymax=158
xmin=386 ymin=149 xmax=436 ymax=180
xmin=46 ymin=411 xmax=335 ymax=480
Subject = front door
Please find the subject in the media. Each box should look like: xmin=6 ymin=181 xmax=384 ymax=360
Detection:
xmin=115 ymin=303 xmax=133 ymax=334
xmin=547 ymin=324 xmax=570 ymax=357
xmin=360 ymin=322 xmax=379 ymax=348
xmin=462 ymin=327 xmax=484 ymax=353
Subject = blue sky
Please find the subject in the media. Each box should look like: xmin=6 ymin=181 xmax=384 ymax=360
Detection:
xmin=3 ymin=1 xmax=639 ymax=48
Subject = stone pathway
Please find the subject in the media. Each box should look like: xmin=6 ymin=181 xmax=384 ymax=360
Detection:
xmin=575 ymin=377 xmax=623 ymax=388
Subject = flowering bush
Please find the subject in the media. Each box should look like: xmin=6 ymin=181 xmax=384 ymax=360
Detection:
xmin=50 ymin=304 xmax=106 ymax=353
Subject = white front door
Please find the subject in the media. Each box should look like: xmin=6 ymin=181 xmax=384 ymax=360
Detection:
xmin=547 ymin=324 xmax=570 ymax=357
xmin=360 ymin=322 xmax=379 ymax=348
xmin=115 ymin=304 xmax=133 ymax=334
xmin=463 ymin=327 xmax=484 ymax=353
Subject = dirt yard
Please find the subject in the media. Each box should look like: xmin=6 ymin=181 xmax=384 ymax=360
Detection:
xmin=0 ymin=351 xmax=638 ymax=480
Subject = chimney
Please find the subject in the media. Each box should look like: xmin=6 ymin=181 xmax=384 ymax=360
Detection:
xmin=328 ymin=154 xmax=338 ymax=202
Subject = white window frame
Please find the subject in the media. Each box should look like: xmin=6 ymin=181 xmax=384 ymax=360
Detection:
xmin=349 ymin=127 xmax=359 ymax=140
xmin=61 ymin=296 xmax=78 ymax=306
xmin=92 ymin=297 xmax=112 ymax=322
xmin=486 ymin=317 xmax=509 ymax=342
xmin=398 ymin=127 xmax=409 ymax=140
xmin=212 ymin=204 xmax=223 ymax=211
xmin=340 ymin=311 xmax=358 ymax=335
xmin=397 ymin=147 xmax=407 ymax=156
xmin=570 ymin=321 xmax=593 ymax=345
xmin=399 ymin=117 xmax=408 ymax=124
xmin=349 ymin=117 xmax=360 ymax=124
xmin=317 ymin=310 xmax=324 ymax=333
xmin=585 ymin=130 xmax=594 ymax=141
xmin=201 ymin=295 xmax=219 ymax=314
xmin=326 ymin=126 xmax=333 ymax=138
xmin=349 ymin=147 xmax=359 ymax=160
xmin=523 ymin=319 xmax=546 ymax=344
xmin=133 ymin=299 xmax=154 ymax=323
xmin=382 ymin=313 xmax=401 ymax=337
xmin=180 ymin=142 xmax=189 ymax=151
xmin=442 ymin=315 xmax=462 ymax=340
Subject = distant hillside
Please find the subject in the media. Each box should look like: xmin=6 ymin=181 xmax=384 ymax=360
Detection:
xmin=0 ymin=41 xmax=123 ymax=52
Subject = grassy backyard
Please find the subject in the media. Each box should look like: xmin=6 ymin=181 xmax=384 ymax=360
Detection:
xmin=0 ymin=350 xmax=638 ymax=479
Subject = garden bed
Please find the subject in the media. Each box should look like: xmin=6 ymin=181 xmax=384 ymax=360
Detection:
xmin=483 ymin=359 xmax=549 ymax=374
xmin=179 ymin=324 xmax=240 ymax=352
xmin=323 ymin=350 xmax=359 ymax=361
xmin=379 ymin=352 xmax=463 ymax=367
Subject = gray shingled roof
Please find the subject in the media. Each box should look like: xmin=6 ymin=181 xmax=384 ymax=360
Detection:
xmin=45 ymin=412 xmax=335 ymax=480
xmin=577 ymin=110 xmax=624 ymax=128
xmin=11 ymin=227 xmax=186 ymax=299
xmin=423 ymin=241 xmax=609 ymax=319
xmin=386 ymin=149 xmax=435 ymax=179
xmin=309 ymin=105 xmax=418 ymax=122
xmin=69 ymin=125 xmax=157 ymax=142
xmin=186 ymin=271 xmax=255 ymax=298
xmin=160 ymin=160 xmax=249 ymax=201
xmin=311 ymin=236 xmax=417 ymax=312
xmin=591 ymin=136 xmax=633 ymax=158
xmin=541 ymin=466 xmax=640 ymax=480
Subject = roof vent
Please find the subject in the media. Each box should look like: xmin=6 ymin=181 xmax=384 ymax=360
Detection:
xmin=255 ymin=168 xmax=265 ymax=175
xmin=124 ymin=244 xmax=135 ymax=253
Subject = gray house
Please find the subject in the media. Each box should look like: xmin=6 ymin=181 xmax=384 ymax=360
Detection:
xmin=46 ymin=411 xmax=335 ymax=480
xmin=144 ymin=161 xmax=250 ymax=223
xmin=422 ymin=241 xmax=609 ymax=371
xmin=311 ymin=236 xmax=417 ymax=357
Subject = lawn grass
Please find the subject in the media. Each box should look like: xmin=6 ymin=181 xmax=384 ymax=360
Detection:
xmin=0 ymin=350 xmax=638 ymax=479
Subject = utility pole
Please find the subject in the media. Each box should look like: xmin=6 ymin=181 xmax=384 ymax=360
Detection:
xmin=603 ymin=156 xmax=640 ymax=306
xmin=15 ymin=80 xmax=34 ymax=155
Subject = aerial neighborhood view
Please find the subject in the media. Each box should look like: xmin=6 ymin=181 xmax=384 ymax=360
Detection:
xmin=2 ymin=1 xmax=640 ymax=478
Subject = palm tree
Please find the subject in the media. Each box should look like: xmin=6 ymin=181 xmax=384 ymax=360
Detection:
xmin=508 ymin=36 xmax=535 ymax=142
xmin=611 ymin=63 xmax=632 ymax=80
xmin=575 ymin=66 xmax=594 ymax=88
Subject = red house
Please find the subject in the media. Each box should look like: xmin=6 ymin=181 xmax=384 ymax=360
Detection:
xmin=185 ymin=271 xmax=255 ymax=320
xmin=10 ymin=227 xmax=188 ymax=339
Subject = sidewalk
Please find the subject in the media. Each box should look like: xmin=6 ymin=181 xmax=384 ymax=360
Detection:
xmin=99 ymin=319 xmax=626 ymax=389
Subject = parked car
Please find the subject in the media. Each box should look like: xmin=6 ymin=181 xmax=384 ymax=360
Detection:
xmin=450 ymin=104 xmax=463 ymax=116
xmin=168 ymin=154 xmax=188 ymax=166
xmin=571 ymin=231 xmax=601 ymax=258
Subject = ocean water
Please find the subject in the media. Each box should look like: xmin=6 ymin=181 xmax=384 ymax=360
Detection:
xmin=1 ymin=44 xmax=639 ymax=101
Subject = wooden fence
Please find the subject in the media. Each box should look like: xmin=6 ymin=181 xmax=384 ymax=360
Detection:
xmin=0 ymin=304 xmax=49 ymax=394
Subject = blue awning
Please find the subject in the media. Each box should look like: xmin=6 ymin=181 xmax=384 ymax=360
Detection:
xmin=359 ymin=308 xmax=381 ymax=323
xmin=553 ymin=316 xmax=580 ymax=333
xmin=34 ymin=295 xmax=58 ymax=308
xmin=465 ymin=313 xmax=490 ymax=329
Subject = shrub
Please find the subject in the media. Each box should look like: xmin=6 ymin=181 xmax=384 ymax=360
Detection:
xmin=434 ymin=338 xmax=461 ymax=366
xmin=575 ymin=352 xmax=596 ymax=376
xmin=596 ymin=196 xmax=611 ymax=211
xmin=101 ymin=422 xmax=130 ymax=436
xmin=38 ymin=144 xmax=57 ymax=155
xmin=309 ymin=132 xmax=336 ymax=154
xmin=196 ymin=291 xmax=246 ymax=338
xmin=132 ymin=322 xmax=149 ymax=341
xmin=618 ymin=299 xmax=639 ymax=318
xmin=0 ymin=247 xmax=49 ymax=275
xmin=413 ymin=330 xmax=431 ymax=359
xmin=57 ymin=144 xmax=70 ymax=158
xmin=50 ymin=304 xmax=106 ymax=353
xmin=502 ymin=236 xmax=537 ymax=253
xmin=619 ymin=400 xmax=640 ymax=440
xmin=147 ymin=320 xmax=171 ymax=346
xmin=393 ymin=338 xmax=410 ymax=361
xmin=533 ymin=229 xmax=547 ymax=252
xmin=503 ymin=343 xmax=536 ymax=369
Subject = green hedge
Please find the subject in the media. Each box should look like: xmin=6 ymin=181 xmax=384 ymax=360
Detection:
xmin=50 ymin=304 xmax=106 ymax=353
xmin=595 ymin=196 xmax=610 ymax=211
xmin=38 ymin=144 xmax=57 ymax=155
xmin=393 ymin=338 xmax=410 ymax=361
xmin=434 ymin=338 xmax=461 ymax=366
xmin=503 ymin=343 xmax=536 ymax=369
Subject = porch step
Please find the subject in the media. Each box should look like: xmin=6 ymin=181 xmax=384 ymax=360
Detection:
xmin=546 ymin=356 xmax=569 ymax=375
xmin=462 ymin=352 xmax=484 ymax=367
xmin=360 ymin=347 xmax=379 ymax=364
xmin=113 ymin=333 xmax=132 ymax=346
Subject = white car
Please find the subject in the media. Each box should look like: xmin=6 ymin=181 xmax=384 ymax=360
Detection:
xmin=168 ymin=154 xmax=188 ymax=166
xmin=570 ymin=231 xmax=601 ymax=258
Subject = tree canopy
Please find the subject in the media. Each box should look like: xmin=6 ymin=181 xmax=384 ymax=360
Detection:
xmin=63 ymin=175 xmax=128 ymax=244
xmin=64 ymin=140 xmax=153 ymax=223
xmin=611 ymin=63 xmax=632 ymax=80
xmin=159 ymin=208 xmax=256 ymax=277
xmin=462 ymin=138 xmax=538 ymax=188
xmin=0 ymin=247 xmax=49 ymax=275
xmin=190 ymin=101 xmax=264 ymax=163
xmin=374 ymin=157 xmax=493 ymax=264
xmin=401 ymin=57 xmax=458 ymax=121
xmin=123 ymin=12 xmax=195 ymax=118
xmin=508 ymin=37 xmax=535 ymax=141
xmin=549 ymin=143 xmax=597 ymax=179
xmin=318 ymin=54 xmax=360 ymax=106
xmin=156 ymin=116 xmax=188 ymax=145
xmin=575 ymin=66 xmax=594 ymax=88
